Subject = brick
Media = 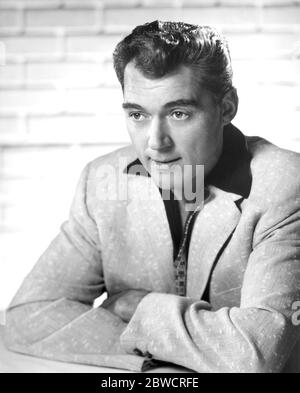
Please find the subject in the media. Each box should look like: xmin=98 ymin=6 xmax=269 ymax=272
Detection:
xmin=0 ymin=63 xmax=24 ymax=84
xmin=0 ymin=41 xmax=5 ymax=65
xmin=103 ymin=61 xmax=120 ymax=86
xmin=75 ymin=143 xmax=129 ymax=162
xmin=219 ymin=0 xmax=257 ymax=4
xmin=63 ymin=0 xmax=104 ymax=7
xmin=70 ymin=31 xmax=300 ymax=63
xmin=0 ymin=1 xmax=103 ymax=9
xmin=25 ymin=9 xmax=101 ymax=28
xmin=0 ymin=35 xmax=62 ymax=56
xmin=261 ymin=0 xmax=300 ymax=5
xmin=226 ymin=32 xmax=300 ymax=59
xmin=0 ymin=116 xmax=26 ymax=142
xmin=181 ymin=0 xmax=222 ymax=5
xmin=230 ymin=1 xmax=300 ymax=4
xmin=0 ymin=177 xmax=74 ymax=211
xmin=236 ymin=85 xmax=300 ymax=145
xmin=233 ymin=59 xmax=300 ymax=85
xmin=0 ymin=9 xmax=20 ymax=28
xmin=0 ymin=146 xmax=79 ymax=179
xmin=142 ymin=0 xmax=182 ymax=6
xmin=238 ymin=84 xmax=300 ymax=109
xmin=0 ymin=116 xmax=23 ymax=134
xmin=26 ymin=62 xmax=107 ymax=87
xmin=0 ymin=1 xmax=61 ymax=9
xmin=103 ymin=0 xmax=141 ymax=7
xmin=66 ymin=34 xmax=122 ymax=57
xmin=0 ymin=88 xmax=65 ymax=112
xmin=0 ymin=145 xmax=126 ymax=179
xmin=0 ymin=86 xmax=124 ymax=115
xmin=235 ymin=108 xmax=300 ymax=152
xmin=183 ymin=6 xmax=259 ymax=26
xmin=219 ymin=0 xmax=296 ymax=4
xmin=65 ymin=87 xmax=123 ymax=113
xmin=104 ymin=6 xmax=260 ymax=32
xmin=27 ymin=114 xmax=130 ymax=144
xmin=262 ymin=6 xmax=300 ymax=25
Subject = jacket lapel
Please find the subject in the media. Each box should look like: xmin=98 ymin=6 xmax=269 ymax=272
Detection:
xmin=125 ymin=174 xmax=176 ymax=293
xmin=187 ymin=185 xmax=242 ymax=300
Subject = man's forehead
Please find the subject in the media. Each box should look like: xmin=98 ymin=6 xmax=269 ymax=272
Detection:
xmin=123 ymin=62 xmax=204 ymax=104
xmin=124 ymin=62 xmax=198 ymax=87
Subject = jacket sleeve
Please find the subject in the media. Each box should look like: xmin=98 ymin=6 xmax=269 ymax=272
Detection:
xmin=120 ymin=197 xmax=300 ymax=373
xmin=4 ymin=163 xmax=147 ymax=372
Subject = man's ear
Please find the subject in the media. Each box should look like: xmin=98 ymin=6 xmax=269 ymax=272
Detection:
xmin=221 ymin=87 xmax=239 ymax=125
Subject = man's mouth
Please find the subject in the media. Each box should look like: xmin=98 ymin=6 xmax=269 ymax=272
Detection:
xmin=151 ymin=158 xmax=181 ymax=164
xmin=150 ymin=157 xmax=181 ymax=171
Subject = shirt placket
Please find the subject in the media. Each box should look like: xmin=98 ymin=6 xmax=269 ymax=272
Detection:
xmin=174 ymin=204 xmax=202 ymax=297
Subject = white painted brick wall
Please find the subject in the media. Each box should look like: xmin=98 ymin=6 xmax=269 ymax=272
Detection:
xmin=0 ymin=36 xmax=63 ymax=58
xmin=0 ymin=9 xmax=21 ymax=28
xmin=263 ymin=6 xmax=300 ymax=25
xmin=66 ymin=34 xmax=122 ymax=57
xmin=0 ymin=0 xmax=300 ymax=310
xmin=104 ymin=6 xmax=261 ymax=33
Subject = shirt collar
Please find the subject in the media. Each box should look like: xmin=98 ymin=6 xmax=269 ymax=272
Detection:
xmin=124 ymin=124 xmax=252 ymax=199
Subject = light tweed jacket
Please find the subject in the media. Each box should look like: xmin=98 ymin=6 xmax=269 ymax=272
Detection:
xmin=4 ymin=125 xmax=300 ymax=373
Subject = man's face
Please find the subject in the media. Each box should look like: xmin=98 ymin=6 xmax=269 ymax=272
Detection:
xmin=122 ymin=63 xmax=224 ymax=197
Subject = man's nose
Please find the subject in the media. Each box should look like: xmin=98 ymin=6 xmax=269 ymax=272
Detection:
xmin=147 ymin=117 xmax=172 ymax=151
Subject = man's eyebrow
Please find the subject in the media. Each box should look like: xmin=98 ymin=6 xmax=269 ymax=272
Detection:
xmin=122 ymin=102 xmax=144 ymax=110
xmin=122 ymin=99 xmax=199 ymax=111
xmin=164 ymin=99 xmax=199 ymax=109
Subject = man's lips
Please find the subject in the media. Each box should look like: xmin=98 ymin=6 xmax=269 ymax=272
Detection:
xmin=150 ymin=157 xmax=181 ymax=164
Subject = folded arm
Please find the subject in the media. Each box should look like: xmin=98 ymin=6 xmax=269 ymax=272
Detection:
xmin=120 ymin=200 xmax=300 ymax=373
xmin=4 ymin=164 xmax=146 ymax=371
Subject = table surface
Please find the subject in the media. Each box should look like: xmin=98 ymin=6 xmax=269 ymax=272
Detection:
xmin=0 ymin=312 xmax=190 ymax=373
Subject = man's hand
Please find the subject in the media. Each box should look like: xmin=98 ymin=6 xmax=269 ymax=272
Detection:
xmin=102 ymin=289 xmax=149 ymax=323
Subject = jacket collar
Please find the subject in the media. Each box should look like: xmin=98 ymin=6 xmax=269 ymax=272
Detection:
xmin=124 ymin=124 xmax=252 ymax=200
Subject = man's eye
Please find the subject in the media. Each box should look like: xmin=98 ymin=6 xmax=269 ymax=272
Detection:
xmin=129 ymin=112 xmax=145 ymax=121
xmin=171 ymin=111 xmax=189 ymax=120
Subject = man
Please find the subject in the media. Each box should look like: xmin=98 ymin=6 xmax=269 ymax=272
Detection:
xmin=4 ymin=21 xmax=300 ymax=373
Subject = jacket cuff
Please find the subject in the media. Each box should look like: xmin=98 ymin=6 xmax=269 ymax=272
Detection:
xmin=120 ymin=292 xmax=210 ymax=367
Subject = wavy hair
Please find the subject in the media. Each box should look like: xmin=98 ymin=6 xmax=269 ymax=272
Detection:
xmin=113 ymin=21 xmax=233 ymax=101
